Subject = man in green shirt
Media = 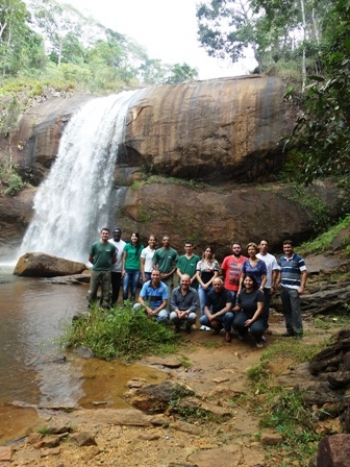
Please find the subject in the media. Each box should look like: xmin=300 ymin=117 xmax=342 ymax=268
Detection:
xmin=88 ymin=228 xmax=116 ymax=309
xmin=152 ymin=235 xmax=178 ymax=311
xmin=176 ymin=240 xmax=200 ymax=289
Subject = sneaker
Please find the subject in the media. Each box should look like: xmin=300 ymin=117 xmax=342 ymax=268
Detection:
xmin=200 ymin=325 xmax=205 ymax=331
xmin=204 ymin=326 xmax=211 ymax=331
xmin=256 ymin=341 xmax=263 ymax=348
xmin=261 ymin=336 xmax=267 ymax=343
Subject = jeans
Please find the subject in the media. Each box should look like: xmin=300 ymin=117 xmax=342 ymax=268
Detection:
xmin=111 ymin=271 xmax=122 ymax=305
xmin=198 ymin=285 xmax=211 ymax=317
xmin=133 ymin=303 xmax=168 ymax=323
xmin=88 ymin=270 xmax=111 ymax=309
xmin=261 ymin=288 xmax=272 ymax=330
xmin=199 ymin=312 xmax=234 ymax=332
xmin=280 ymin=286 xmax=303 ymax=336
xmin=123 ymin=269 xmax=140 ymax=301
xmin=233 ymin=312 xmax=265 ymax=342
xmin=161 ymin=275 xmax=174 ymax=312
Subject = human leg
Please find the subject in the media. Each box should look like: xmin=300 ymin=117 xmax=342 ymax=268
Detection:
xmin=123 ymin=270 xmax=131 ymax=301
xmin=232 ymin=311 xmax=249 ymax=338
xmin=88 ymin=270 xmax=101 ymax=306
xmin=156 ymin=308 xmax=169 ymax=323
xmin=130 ymin=270 xmax=140 ymax=301
xmin=111 ymin=271 xmax=122 ymax=305
xmin=100 ymin=271 xmax=111 ymax=309
xmin=249 ymin=319 xmax=265 ymax=343
xmin=198 ymin=286 xmax=207 ymax=317
xmin=281 ymin=287 xmax=296 ymax=335
xmin=261 ymin=288 xmax=272 ymax=330
xmin=288 ymin=288 xmax=303 ymax=337
xmin=162 ymin=276 xmax=174 ymax=312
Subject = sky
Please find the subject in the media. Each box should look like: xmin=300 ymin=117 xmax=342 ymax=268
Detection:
xmin=57 ymin=0 xmax=256 ymax=80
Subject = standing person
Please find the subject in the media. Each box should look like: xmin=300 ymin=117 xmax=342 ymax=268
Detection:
xmin=108 ymin=227 xmax=126 ymax=306
xmin=170 ymin=274 xmax=199 ymax=333
xmin=257 ymin=239 xmax=280 ymax=331
xmin=152 ymin=235 xmax=178 ymax=310
xmin=133 ymin=269 xmax=168 ymax=323
xmin=233 ymin=274 xmax=265 ymax=348
xmin=221 ymin=242 xmax=247 ymax=303
xmin=176 ymin=240 xmax=200 ymax=288
xmin=122 ymin=232 xmax=144 ymax=303
xmin=195 ymin=246 xmax=220 ymax=330
xmin=140 ymin=235 xmax=157 ymax=282
xmin=199 ymin=277 xmax=234 ymax=343
xmin=239 ymin=242 xmax=267 ymax=293
xmin=88 ymin=228 xmax=116 ymax=309
xmin=278 ymin=240 xmax=307 ymax=339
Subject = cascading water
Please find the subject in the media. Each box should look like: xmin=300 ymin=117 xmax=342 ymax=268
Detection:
xmin=20 ymin=90 xmax=144 ymax=263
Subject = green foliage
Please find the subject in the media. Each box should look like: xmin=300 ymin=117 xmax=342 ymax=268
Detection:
xmin=298 ymin=214 xmax=350 ymax=255
xmin=0 ymin=152 xmax=24 ymax=196
xmin=62 ymin=304 xmax=179 ymax=362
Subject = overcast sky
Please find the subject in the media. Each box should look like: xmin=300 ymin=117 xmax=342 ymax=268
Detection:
xmin=57 ymin=0 xmax=255 ymax=80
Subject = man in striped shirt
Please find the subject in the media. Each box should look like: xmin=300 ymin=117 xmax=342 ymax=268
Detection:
xmin=278 ymin=240 xmax=307 ymax=339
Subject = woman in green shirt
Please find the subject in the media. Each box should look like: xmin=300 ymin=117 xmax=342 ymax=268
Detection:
xmin=122 ymin=232 xmax=144 ymax=303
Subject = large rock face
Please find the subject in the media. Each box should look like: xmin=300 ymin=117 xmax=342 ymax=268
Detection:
xmin=14 ymin=253 xmax=87 ymax=277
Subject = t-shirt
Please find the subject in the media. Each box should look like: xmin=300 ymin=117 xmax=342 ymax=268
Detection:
xmin=89 ymin=241 xmax=116 ymax=271
xmin=242 ymin=259 xmax=267 ymax=287
xmin=109 ymin=238 xmax=126 ymax=272
xmin=196 ymin=259 xmax=220 ymax=284
xmin=177 ymin=254 xmax=201 ymax=288
xmin=279 ymin=253 xmax=307 ymax=290
xmin=152 ymin=247 xmax=179 ymax=273
xmin=206 ymin=287 xmax=232 ymax=313
xmin=221 ymin=255 xmax=247 ymax=292
xmin=257 ymin=252 xmax=280 ymax=289
xmin=140 ymin=246 xmax=156 ymax=273
xmin=123 ymin=243 xmax=144 ymax=270
xmin=237 ymin=288 xmax=265 ymax=319
xmin=140 ymin=280 xmax=168 ymax=310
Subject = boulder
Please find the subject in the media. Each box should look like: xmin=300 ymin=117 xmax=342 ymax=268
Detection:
xmin=317 ymin=434 xmax=350 ymax=467
xmin=14 ymin=252 xmax=87 ymax=277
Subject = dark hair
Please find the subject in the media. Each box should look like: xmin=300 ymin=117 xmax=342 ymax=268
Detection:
xmin=130 ymin=232 xmax=140 ymax=244
xmin=101 ymin=227 xmax=110 ymax=233
xmin=202 ymin=245 xmax=215 ymax=260
xmin=283 ymin=239 xmax=293 ymax=246
xmin=232 ymin=242 xmax=242 ymax=247
xmin=185 ymin=240 xmax=194 ymax=246
xmin=113 ymin=227 xmax=122 ymax=233
xmin=243 ymin=274 xmax=258 ymax=290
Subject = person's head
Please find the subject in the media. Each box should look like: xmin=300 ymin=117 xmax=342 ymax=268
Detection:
xmin=151 ymin=269 xmax=161 ymax=284
xmin=148 ymin=235 xmax=157 ymax=248
xmin=130 ymin=232 xmax=140 ymax=245
xmin=259 ymin=239 xmax=269 ymax=255
xmin=212 ymin=277 xmax=224 ymax=293
xmin=243 ymin=274 xmax=258 ymax=290
xmin=184 ymin=241 xmax=194 ymax=254
xmin=283 ymin=240 xmax=294 ymax=256
xmin=246 ymin=242 xmax=258 ymax=258
xmin=231 ymin=242 xmax=242 ymax=257
xmin=202 ymin=245 xmax=214 ymax=260
xmin=113 ymin=227 xmax=122 ymax=241
xmin=162 ymin=235 xmax=170 ymax=248
xmin=180 ymin=274 xmax=191 ymax=290
xmin=100 ymin=228 xmax=110 ymax=243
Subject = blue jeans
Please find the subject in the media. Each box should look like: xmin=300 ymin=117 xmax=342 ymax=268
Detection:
xmin=123 ymin=269 xmax=140 ymax=301
xmin=198 ymin=285 xmax=211 ymax=316
xmin=199 ymin=312 xmax=234 ymax=332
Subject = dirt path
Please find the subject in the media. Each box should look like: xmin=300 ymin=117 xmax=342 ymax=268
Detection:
xmin=0 ymin=312 xmax=331 ymax=467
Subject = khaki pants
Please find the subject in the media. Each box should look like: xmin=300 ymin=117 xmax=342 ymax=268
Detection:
xmin=88 ymin=270 xmax=111 ymax=309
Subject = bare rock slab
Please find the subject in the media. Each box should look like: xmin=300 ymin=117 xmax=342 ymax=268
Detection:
xmin=14 ymin=252 xmax=87 ymax=277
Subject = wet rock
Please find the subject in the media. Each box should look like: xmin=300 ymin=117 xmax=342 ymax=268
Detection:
xmin=317 ymin=434 xmax=350 ymax=467
xmin=71 ymin=432 xmax=98 ymax=447
xmin=126 ymin=377 xmax=148 ymax=389
xmin=73 ymin=346 xmax=95 ymax=359
xmin=14 ymin=252 xmax=86 ymax=277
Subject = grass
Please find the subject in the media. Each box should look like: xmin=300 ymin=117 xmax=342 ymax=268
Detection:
xmin=62 ymin=303 xmax=180 ymax=362
xmin=243 ymin=339 xmax=328 ymax=466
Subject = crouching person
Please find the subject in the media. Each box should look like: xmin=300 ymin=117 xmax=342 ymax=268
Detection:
xmin=199 ymin=277 xmax=234 ymax=342
xmin=170 ymin=274 xmax=198 ymax=333
xmin=133 ymin=270 xmax=168 ymax=323
xmin=232 ymin=274 xmax=265 ymax=348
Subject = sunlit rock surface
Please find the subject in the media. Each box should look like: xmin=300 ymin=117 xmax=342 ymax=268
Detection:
xmin=14 ymin=252 xmax=87 ymax=277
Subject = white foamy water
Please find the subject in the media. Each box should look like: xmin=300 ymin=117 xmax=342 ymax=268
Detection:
xmin=20 ymin=90 xmax=144 ymax=262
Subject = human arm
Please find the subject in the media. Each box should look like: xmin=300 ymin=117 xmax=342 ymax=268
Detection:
xmin=122 ymin=249 xmax=127 ymax=277
xmin=211 ymin=301 xmax=233 ymax=319
xmin=88 ymin=254 xmax=94 ymax=264
xmin=298 ymin=270 xmax=307 ymax=294
xmin=259 ymin=274 xmax=267 ymax=291
xmin=270 ymin=268 xmax=279 ymax=295
xmin=140 ymin=255 xmax=147 ymax=282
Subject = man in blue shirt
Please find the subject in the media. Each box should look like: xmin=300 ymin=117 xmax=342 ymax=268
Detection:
xmin=278 ymin=240 xmax=307 ymax=339
xmin=133 ymin=269 xmax=168 ymax=323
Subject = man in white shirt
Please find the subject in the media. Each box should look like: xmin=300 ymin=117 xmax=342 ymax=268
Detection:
xmin=108 ymin=227 xmax=126 ymax=305
xmin=257 ymin=239 xmax=280 ymax=332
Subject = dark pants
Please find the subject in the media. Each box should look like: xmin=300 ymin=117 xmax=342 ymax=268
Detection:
xmin=111 ymin=271 xmax=122 ymax=305
xmin=280 ymin=286 xmax=303 ymax=336
xmin=199 ymin=312 xmax=234 ymax=332
xmin=233 ymin=312 xmax=265 ymax=342
xmin=88 ymin=270 xmax=111 ymax=309
xmin=261 ymin=288 xmax=272 ymax=330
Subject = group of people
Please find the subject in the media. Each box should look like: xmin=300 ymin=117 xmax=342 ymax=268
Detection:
xmin=88 ymin=227 xmax=307 ymax=347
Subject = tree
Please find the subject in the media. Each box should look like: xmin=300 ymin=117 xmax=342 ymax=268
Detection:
xmin=165 ymin=63 xmax=199 ymax=84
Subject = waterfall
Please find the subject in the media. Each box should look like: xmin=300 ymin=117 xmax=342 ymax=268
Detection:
xmin=20 ymin=90 xmax=143 ymax=263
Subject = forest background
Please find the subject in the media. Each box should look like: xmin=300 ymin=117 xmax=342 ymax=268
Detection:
xmin=0 ymin=0 xmax=350 ymax=202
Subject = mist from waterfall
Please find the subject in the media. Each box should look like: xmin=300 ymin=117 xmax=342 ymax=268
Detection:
xmin=20 ymin=90 xmax=143 ymax=263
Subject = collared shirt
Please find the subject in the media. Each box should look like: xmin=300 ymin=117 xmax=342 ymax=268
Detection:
xmin=279 ymin=253 xmax=307 ymax=290
xmin=171 ymin=286 xmax=199 ymax=313
xmin=140 ymin=280 xmax=168 ymax=310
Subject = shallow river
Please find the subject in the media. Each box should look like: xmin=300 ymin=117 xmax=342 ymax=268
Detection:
xmin=0 ymin=263 xmax=166 ymax=444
